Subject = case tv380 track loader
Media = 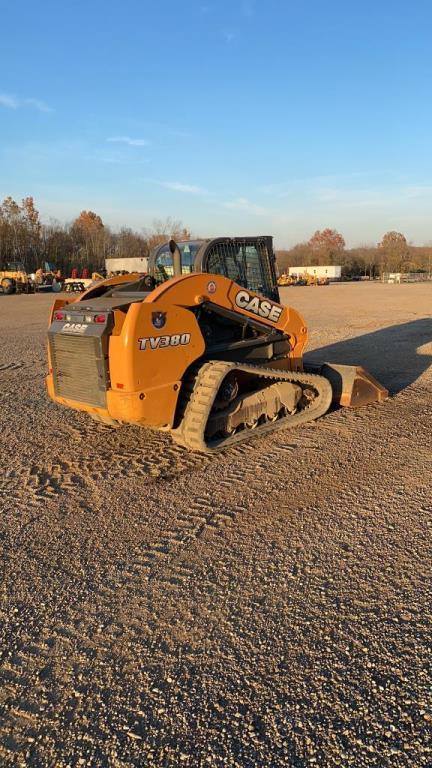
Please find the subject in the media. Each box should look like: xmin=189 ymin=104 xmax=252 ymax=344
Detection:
xmin=46 ymin=237 xmax=387 ymax=453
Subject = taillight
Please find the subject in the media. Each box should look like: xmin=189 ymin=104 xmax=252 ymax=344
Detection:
xmin=94 ymin=314 xmax=106 ymax=324
xmin=54 ymin=311 xmax=65 ymax=321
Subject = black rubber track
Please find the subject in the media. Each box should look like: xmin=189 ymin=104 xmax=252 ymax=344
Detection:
xmin=171 ymin=360 xmax=333 ymax=453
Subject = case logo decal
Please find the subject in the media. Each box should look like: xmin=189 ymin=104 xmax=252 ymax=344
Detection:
xmin=234 ymin=290 xmax=283 ymax=323
xmin=152 ymin=311 xmax=166 ymax=329
xmin=61 ymin=322 xmax=88 ymax=334
xmin=138 ymin=333 xmax=191 ymax=351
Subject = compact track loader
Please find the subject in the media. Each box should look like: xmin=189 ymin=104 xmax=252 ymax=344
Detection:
xmin=46 ymin=237 xmax=387 ymax=453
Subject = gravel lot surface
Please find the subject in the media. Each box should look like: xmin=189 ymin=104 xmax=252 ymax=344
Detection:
xmin=0 ymin=282 xmax=431 ymax=767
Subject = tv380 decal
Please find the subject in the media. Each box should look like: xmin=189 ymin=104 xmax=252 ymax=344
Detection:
xmin=138 ymin=333 xmax=191 ymax=351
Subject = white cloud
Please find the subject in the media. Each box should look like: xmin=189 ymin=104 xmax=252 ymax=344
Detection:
xmin=314 ymin=188 xmax=342 ymax=203
xmin=403 ymin=185 xmax=432 ymax=199
xmin=24 ymin=98 xmax=53 ymax=113
xmin=106 ymin=136 xmax=150 ymax=147
xmin=311 ymin=183 xmax=432 ymax=209
xmin=169 ymin=129 xmax=193 ymax=139
xmin=158 ymin=180 xmax=207 ymax=194
xmin=260 ymin=171 xmax=393 ymax=198
xmin=0 ymin=92 xmax=53 ymax=112
xmin=0 ymin=93 xmax=18 ymax=108
xmin=223 ymin=30 xmax=236 ymax=43
xmin=223 ymin=197 xmax=268 ymax=216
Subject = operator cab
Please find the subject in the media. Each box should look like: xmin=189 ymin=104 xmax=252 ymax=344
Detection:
xmin=1 ymin=261 xmax=26 ymax=273
xmin=149 ymin=236 xmax=279 ymax=302
xmin=78 ymin=236 xmax=280 ymax=304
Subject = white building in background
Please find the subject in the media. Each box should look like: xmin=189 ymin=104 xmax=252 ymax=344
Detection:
xmin=105 ymin=256 xmax=149 ymax=274
xmin=288 ymin=265 xmax=341 ymax=281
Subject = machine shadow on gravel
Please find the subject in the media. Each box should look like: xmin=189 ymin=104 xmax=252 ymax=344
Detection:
xmin=305 ymin=318 xmax=432 ymax=395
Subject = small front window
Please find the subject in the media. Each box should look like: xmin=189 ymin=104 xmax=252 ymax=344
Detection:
xmin=5 ymin=262 xmax=25 ymax=272
xmin=153 ymin=242 xmax=201 ymax=284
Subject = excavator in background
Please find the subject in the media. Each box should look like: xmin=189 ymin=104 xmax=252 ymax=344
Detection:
xmin=46 ymin=236 xmax=387 ymax=453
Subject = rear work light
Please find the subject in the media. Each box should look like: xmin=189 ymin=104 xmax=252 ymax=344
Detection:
xmin=94 ymin=314 xmax=106 ymax=324
xmin=54 ymin=311 xmax=65 ymax=321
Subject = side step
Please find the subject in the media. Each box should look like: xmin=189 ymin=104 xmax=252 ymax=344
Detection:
xmin=304 ymin=362 xmax=388 ymax=407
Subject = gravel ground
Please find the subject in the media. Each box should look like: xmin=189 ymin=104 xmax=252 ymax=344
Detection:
xmin=0 ymin=282 xmax=431 ymax=768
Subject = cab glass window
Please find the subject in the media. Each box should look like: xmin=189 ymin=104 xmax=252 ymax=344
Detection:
xmin=205 ymin=240 xmax=276 ymax=298
xmin=153 ymin=242 xmax=201 ymax=284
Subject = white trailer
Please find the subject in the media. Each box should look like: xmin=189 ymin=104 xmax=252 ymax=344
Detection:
xmin=288 ymin=265 xmax=341 ymax=281
xmin=105 ymin=256 xmax=148 ymax=274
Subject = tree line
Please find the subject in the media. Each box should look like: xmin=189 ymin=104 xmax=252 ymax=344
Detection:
xmin=1 ymin=196 xmax=431 ymax=278
xmin=0 ymin=196 xmax=189 ymax=276
xmin=276 ymin=228 xmax=432 ymax=277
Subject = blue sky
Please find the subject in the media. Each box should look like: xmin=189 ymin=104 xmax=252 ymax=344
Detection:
xmin=1 ymin=0 xmax=432 ymax=247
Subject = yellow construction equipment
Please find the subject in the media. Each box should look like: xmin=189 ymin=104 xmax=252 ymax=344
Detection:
xmin=0 ymin=261 xmax=35 ymax=294
xmin=277 ymin=273 xmax=294 ymax=286
xmin=46 ymin=237 xmax=387 ymax=453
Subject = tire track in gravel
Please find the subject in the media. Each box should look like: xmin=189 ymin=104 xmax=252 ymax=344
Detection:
xmin=0 ymin=423 xmax=211 ymax=517
xmin=0 ymin=459 xmax=90 ymax=512
xmin=0 ymin=361 xmax=28 ymax=372
xmin=95 ymin=431 xmax=303 ymax=594
xmin=0 ymin=358 xmax=45 ymax=373
xmin=122 ymin=491 xmax=250 ymax=591
xmin=58 ymin=416 xmax=342 ymax=594
xmin=0 ymin=457 xmax=93 ymax=599
xmin=107 ymin=424 xmax=335 ymax=593
xmin=2 ymin=383 xmax=428 ymax=609
xmin=62 ymin=419 xmax=212 ymax=481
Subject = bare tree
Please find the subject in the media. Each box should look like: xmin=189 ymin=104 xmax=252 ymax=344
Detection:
xmin=146 ymin=217 xmax=191 ymax=250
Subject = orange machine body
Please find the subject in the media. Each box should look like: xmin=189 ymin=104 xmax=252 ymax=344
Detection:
xmin=46 ymin=272 xmax=308 ymax=429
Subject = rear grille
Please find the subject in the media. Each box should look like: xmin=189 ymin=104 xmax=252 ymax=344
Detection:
xmin=50 ymin=333 xmax=108 ymax=407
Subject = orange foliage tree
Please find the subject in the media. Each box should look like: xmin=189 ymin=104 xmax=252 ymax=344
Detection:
xmin=378 ymin=231 xmax=410 ymax=272
xmin=307 ymin=228 xmax=346 ymax=265
xmin=71 ymin=210 xmax=108 ymax=266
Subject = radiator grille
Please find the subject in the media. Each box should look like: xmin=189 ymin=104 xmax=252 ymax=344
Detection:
xmin=50 ymin=333 xmax=108 ymax=407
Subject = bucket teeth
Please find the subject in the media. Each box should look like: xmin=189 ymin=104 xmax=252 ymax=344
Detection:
xmin=304 ymin=362 xmax=388 ymax=408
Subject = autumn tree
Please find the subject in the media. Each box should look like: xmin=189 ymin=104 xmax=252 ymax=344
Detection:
xmin=378 ymin=231 xmax=409 ymax=272
xmin=70 ymin=210 xmax=109 ymax=269
xmin=22 ymin=197 xmax=41 ymax=264
xmin=409 ymin=245 xmax=432 ymax=273
xmin=307 ymin=228 xmax=346 ymax=265
xmin=0 ymin=196 xmax=42 ymax=266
